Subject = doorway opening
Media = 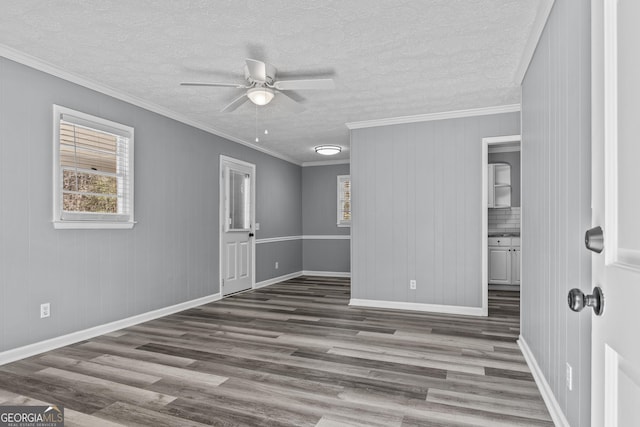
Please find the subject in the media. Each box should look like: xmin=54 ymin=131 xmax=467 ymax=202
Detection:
xmin=482 ymin=135 xmax=522 ymax=314
xmin=219 ymin=155 xmax=256 ymax=297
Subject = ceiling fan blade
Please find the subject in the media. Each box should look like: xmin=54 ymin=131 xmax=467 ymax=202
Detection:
xmin=276 ymin=91 xmax=306 ymax=113
xmin=221 ymin=93 xmax=249 ymax=113
xmin=180 ymin=82 xmax=246 ymax=88
xmin=245 ymin=59 xmax=268 ymax=82
xmin=273 ymin=79 xmax=335 ymax=91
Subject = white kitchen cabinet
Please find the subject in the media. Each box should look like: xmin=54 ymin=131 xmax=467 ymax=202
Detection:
xmin=488 ymin=237 xmax=520 ymax=285
xmin=489 ymin=246 xmax=511 ymax=284
xmin=488 ymin=163 xmax=511 ymax=208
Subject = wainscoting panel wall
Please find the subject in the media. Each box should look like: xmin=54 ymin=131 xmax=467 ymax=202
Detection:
xmin=0 ymin=57 xmax=302 ymax=355
xmin=520 ymin=0 xmax=592 ymax=425
xmin=350 ymin=112 xmax=520 ymax=309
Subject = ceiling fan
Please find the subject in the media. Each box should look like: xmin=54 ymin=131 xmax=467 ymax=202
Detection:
xmin=180 ymin=59 xmax=335 ymax=112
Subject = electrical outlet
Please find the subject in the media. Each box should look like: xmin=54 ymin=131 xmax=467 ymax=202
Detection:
xmin=275 ymin=261 xmax=279 ymax=269
xmin=40 ymin=303 xmax=50 ymax=319
xmin=409 ymin=280 xmax=417 ymax=290
xmin=566 ymin=362 xmax=573 ymax=391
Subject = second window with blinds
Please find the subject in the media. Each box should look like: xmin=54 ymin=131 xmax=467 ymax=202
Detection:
xmin=337 ymin=174 xmax=351 ymax=227
xmin=52 ymin=105 xmax=134 ymax=229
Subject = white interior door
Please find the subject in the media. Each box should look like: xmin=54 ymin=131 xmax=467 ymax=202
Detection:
xmin=220 ymin=156 xmax=255 ymax=296
xmin=591 ymin=0 xmax=640 ymax=424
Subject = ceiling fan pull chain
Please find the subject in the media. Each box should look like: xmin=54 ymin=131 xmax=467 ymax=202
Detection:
xmin=255 ymin=103 xmax=259 ymax=143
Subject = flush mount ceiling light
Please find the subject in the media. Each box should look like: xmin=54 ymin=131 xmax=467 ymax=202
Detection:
xmin=246 ymin=87 xmax=275 ymax=106
xmin=315 ymin=145 xmax=342 ymax=156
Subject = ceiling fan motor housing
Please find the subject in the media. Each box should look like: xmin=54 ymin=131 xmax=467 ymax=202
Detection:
xmin=244 ymin=63 xmax=277 ymax=86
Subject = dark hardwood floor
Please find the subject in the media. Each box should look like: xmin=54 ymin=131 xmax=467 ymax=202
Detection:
xmin=0 ymin=277 xmax=552 ymax=426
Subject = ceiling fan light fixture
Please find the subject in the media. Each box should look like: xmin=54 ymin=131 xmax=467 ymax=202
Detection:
xmin=315 ymin=145 xmax=342 ymax=156
xmin=247 ymin=87 xmax=275 ymax=106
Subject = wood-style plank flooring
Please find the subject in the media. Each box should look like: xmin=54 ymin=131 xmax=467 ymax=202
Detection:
xmin=0 ymin=277 xmax=552 ymax=426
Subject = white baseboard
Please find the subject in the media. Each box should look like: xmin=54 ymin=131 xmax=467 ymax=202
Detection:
xmin=1 ymin=271 xmax=350 ymax=366
xmin=349 ymin=298 xmax=484 ymax=316
xmin=302 ymin=270 xmax=351 ymax=278
xmin=254 ymin=271 xmax=350 ymax=289
xmin=254 ymin=271 xmax=303 ymax=289
xmin=0 ymin=292 xmax=221 ymax=366
xmin=518 ymin=335 xmax=570 ymax=427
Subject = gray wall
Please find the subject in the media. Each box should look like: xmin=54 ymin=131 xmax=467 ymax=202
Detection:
xmin=0 ymin=57 xmax=302 ymax=353
xmin=350 ymin=112 xmax=520 ymax=306
xmin=302 ymin=163 xmax=350 ymax=273
xmin=489 ymin=151 xmax=521 ymax=207
xmin=254 ymin=155 xmax=302 ymax=282
xmin=521 ymin=0 xmax=592 ymax=425
xmin=256 ymin=240 xmax=302 ymax=282
xmin=302 ymin=164 xmax=351 ymax=236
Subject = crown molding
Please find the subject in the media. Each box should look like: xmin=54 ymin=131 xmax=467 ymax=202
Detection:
xmin=0 ymin=44 xmax=301 ymax=166
xmin=302 ymin=159 xmax=350 ymax=167
xmin=514 ymin=0 xmax=555 ymax=84
xmin=345 ymin=104 xmax=521 ymax=130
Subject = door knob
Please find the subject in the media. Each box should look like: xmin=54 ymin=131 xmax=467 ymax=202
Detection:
xmin=248 ymin=232 xmax=254 ymax=237
xmin=568 ymin=287 xmax=604 ymax=316
xmin=585 ymin=226 xmax=604 ymax=253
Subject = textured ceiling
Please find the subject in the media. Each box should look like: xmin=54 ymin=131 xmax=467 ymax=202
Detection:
xmin=0 ymin=1 xmax=542 ymax=164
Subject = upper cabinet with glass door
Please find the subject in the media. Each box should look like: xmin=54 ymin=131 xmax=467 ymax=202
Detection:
xmin=488 ymin=163 xmax=511 ymax=208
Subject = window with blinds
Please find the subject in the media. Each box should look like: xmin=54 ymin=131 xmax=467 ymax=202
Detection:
xmin=53 ymin=105 xmax=134 ymax=228
xmin=337 ymin=175 xmax=351 ymax=227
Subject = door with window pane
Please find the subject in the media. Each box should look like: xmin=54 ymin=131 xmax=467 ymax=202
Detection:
xmin=220 ymin=156 xmax=255 ymax=296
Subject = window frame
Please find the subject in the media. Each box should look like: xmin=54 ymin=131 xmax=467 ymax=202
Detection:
xmin=52 ymin=105 xmax=135 ymax=229
xmin=337 ymin=174 xmax=351 ymax=227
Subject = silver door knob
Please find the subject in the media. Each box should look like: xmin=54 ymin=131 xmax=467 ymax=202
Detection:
xmin=568 ymin=287 xmax=604 ymax=316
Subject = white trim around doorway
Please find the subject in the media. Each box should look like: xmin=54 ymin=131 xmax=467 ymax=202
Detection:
xmin=482 ymin=134 xmax=522 ymax=317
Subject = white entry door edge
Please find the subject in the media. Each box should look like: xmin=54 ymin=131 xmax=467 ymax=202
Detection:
xmin=591 ymin=0 xmax=640 ymax=425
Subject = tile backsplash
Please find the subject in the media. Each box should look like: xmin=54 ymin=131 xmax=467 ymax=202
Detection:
xmin=489 ymin=207 xmax=520 ymax=234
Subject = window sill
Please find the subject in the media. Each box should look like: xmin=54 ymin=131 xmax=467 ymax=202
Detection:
xmin=337 ymin=224 xmax=351 ymax=228
xmin=53 ymin=221 xmax=136 ymax=230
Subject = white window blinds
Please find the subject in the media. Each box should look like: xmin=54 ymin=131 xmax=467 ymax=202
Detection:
xmin=53 ymin=105 xmax=134 ymax=228
xmin=337 ymin=175 xmax=351 ymax=227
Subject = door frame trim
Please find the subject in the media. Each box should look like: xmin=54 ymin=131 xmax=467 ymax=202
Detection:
xmin=481 ymin=134 xmax=522 ymax=317
xmin=219 ymin=155 xmax=256 ymax=297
